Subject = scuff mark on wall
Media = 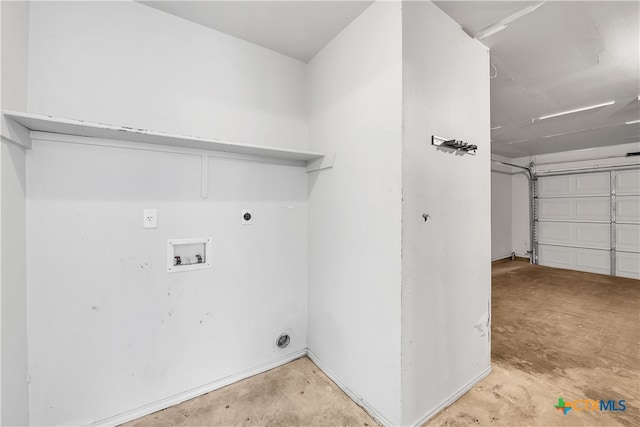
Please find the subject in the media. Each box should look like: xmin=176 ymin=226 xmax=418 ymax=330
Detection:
xmin=474 ymin=321 xmax=488 ymax=337
xmin=474 ymin=306 xmax=491 ymax=338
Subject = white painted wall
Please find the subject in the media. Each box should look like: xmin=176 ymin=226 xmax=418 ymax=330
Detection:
xmin=491 ymin=169 xmax=513 ymax=260
xmin=0 ymin=1 xmax=30 ymax=425
xmin=401 ymin=1 xmax=491 ymax=425
xmin=27 ymin=136 xmax=308 ymax=426
xmin=28 ymin=1 xmax=307 ymax=151
xmin=512 ymin=171 xmax=531 ymax=257
xmin=24 ymin=1 xmax=312 ymax=425
xmin=1 ymin=0 xmax=30 ymax=147
xmin=307 ymin=2 xmax=403 ymax=425
xmin=1 ymin=142 xmax=29 ymax=426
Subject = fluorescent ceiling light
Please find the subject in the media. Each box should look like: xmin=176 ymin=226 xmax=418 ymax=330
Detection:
xmin=491 ymin=126 xmax=503 ymax=130
xmin=477 ymin=24 xmax=507 ymax=40
xmin=538 ymin=101 xmax=615 ymax=121
xmin=476 ymin=1 xmax=547 ymax=40
xmin=626 ymin=119 xmax=640 ymax=125
xmin=502 ymin=1 xmax=548 ymax=25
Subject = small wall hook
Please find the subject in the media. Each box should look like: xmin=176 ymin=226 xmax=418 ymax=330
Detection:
xmin=422 ymin=214 xmax=430 ymax=222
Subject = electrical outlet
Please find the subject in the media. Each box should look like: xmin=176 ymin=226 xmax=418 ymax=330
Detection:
xmin=242 ymin=209 xmax=252 ymax=225
xmin=143 ymin=208 xmax=157 ymax=229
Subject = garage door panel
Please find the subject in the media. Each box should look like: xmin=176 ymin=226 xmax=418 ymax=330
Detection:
xmin=617 ymin=196 xmax=640 ymax=223
xmin=576 ymin=199 xmax=610 ymax=220
xmin=616 ymin=224 xmax=640 ymax=253
xmin=538 ymin=245 xmax=610 ymax=275
xmin=616 ymin=251 xmax=640 ymax=279
xmin=538 ymin=245 xmax=571 ymax=266
xmin=538 ymin=176 xmax=571 ymax=196
xmin=575 ymin=223 xmax=610 ymax=248
xmin=538 ymin=222 xmax=609 ymax=249
xmin=539 ymin=222 xmax=570 ymax=243
xmin=539 ymin=199 xmax=571 ymax=219
xmin=538 ymin=173 xmax=609 ymax=197
xmin=616 ymin=170 xmax=640 ymax=195
xmin=576 ymin=250 xmax=610 ymax=273
xmin=538 ymin=197 xmax=610 ymax=221
xmin=576 ymin=173 xmax=610 ymax=195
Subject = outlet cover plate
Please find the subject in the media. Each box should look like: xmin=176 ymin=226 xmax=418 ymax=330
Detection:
xmin=143 ymin=208 xmax=157 ymax=228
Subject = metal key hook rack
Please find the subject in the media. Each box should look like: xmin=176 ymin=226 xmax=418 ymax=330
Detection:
xmin=431 ymin=135 xmax=477 ymax=154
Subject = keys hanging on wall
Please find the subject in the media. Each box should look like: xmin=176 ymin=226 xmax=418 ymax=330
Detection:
xmin=431 ymin=135 xmax=477 ymax=154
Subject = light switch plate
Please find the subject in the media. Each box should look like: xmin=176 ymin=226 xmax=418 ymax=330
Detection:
xmin=143 ymin=208 xmax=157 ymax=228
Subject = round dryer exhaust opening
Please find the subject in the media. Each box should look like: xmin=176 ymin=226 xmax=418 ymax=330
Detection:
xmin=276 ymin=333 xmax=291 ymax=349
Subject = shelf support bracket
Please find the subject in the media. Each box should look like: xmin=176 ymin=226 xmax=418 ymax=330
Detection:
xmin=306 ymin=153 xmax=335 ymax=173
xmin=2 ymin=116 xmax=32 ymax=149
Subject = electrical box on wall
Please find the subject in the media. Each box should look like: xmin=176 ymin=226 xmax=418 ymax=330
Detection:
xmin=241 ymin=209 xmax=253 ymax=225
xmin=167 ymin=237 xmax=212 ymax=273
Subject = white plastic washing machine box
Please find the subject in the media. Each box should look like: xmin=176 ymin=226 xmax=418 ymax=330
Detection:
xmin=167 ymin=237 xmax=212 ymax=273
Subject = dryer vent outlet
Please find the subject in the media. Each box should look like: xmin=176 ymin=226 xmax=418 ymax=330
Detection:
xmin=276 ymin=333 xmax=291 ymax=349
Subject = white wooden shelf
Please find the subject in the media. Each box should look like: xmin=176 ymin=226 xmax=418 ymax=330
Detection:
xmin=3 ymin=110 xmax=326 ymax=165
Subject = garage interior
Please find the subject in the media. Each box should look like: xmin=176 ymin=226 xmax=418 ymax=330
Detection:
xmin=1 ymin=1 xmax=638 ymax=427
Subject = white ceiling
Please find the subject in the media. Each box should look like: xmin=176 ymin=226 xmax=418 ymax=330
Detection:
xmin=139 ymin=1 xmax=373 ymax=62
xmin=435 ymin=0 xmax=640 ymax=158
xmin=140 ymin=1 xmax=639 ymax=158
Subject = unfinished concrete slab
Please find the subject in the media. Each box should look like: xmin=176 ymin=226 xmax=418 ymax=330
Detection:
xmin=123 ymin=261 xmax=639 ymax=426
xmin=122 ymin=356 xmax=377 ymax=427
xmin=429 ymin=261 xmax=639 ymax=427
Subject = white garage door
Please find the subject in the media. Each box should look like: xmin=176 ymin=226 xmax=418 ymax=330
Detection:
xmin=536 ymin=169 xmax=640 ymax=279
xmin=616 ymin=170 xmax=640 ymax=279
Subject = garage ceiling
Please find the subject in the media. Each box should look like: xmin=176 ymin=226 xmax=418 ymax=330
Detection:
xmin=434 ymin=0 xmax=640 ymax=158
xmin=140 ymin=1 xmax=639 ymax=159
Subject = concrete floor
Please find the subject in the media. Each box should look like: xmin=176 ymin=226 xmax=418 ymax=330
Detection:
xmin=123 ymin=356 xmax=377 ymax=427
xmin=123 ymin=261 xmax=639 ymax=426
xmin=428 ymin=261 xmax=639 ymax=427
